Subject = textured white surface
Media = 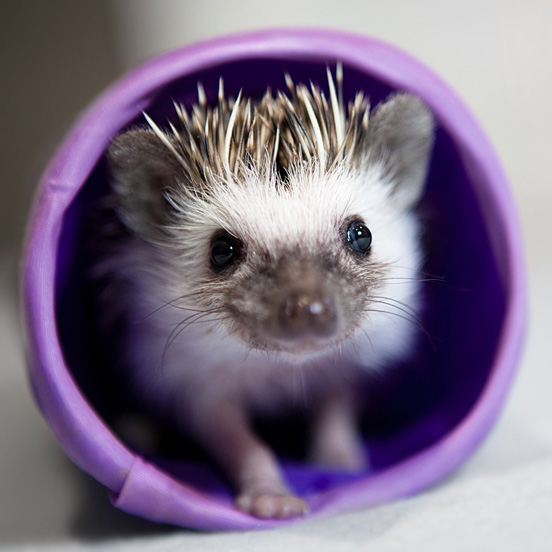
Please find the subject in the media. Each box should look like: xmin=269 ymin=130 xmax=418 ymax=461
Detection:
xmin=2 ymin=1 xmax=552 ymax=550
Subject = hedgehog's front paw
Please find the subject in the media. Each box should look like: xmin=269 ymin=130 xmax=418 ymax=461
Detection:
xmin=236 ymin=488 xmax=309 ymax=519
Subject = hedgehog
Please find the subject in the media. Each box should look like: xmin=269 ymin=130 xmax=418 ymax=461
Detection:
xmin=101 ymin=66 xmax=435 ymax=519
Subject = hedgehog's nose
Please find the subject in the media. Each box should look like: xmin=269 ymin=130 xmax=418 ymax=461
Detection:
xmin=278 ymin=291 xmax=337 ymax=340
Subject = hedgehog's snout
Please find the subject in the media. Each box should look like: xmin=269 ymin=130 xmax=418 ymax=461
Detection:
xmin=241 ymin=259 xmax=346 ymax=353
xmin=277 ymin=289 xmax=337 ymax=340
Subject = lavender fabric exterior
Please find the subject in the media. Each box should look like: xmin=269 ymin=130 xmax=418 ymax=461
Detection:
xmin=22 ymin=29 xmax=526 ymax=530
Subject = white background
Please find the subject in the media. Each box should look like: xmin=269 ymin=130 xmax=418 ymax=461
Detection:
xmin=1 ymin=1 xmax=551 ymax=550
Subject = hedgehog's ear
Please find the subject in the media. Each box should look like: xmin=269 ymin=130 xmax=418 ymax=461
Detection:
xmin=107 ymin=129 xmax=182 ymax=241
xmin=369 ymin=93 xmax=434 ymax=211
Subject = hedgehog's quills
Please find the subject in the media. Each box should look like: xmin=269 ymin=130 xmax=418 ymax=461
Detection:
xmin=100 ymin=67 xmax=434 ymax=519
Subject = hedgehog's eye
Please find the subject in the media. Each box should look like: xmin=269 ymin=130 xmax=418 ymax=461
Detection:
xmin=346 ymin=220 xmax=372 ymax=253
xmin=210 ymin=234 xmax=242 ymax=269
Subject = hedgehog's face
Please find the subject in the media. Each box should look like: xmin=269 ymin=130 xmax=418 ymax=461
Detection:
xmin=206 ymin=220 xmax=381 ymax=355
xmin=107 ymin=79 xmax=434 ymax=357
xmin=183 ymin=164 xmax=415 ymax=356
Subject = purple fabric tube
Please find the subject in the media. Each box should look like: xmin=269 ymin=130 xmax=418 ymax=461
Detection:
xmin=22 ymin=29 xmax=526 ymax=530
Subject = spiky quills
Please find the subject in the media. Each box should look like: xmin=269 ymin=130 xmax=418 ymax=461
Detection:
xmin=144 ymin=65 xmax=373 ymax=195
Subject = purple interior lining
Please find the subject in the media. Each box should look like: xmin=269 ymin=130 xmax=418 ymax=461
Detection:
xmin=23 ymin=30 xmax=526 ymax=530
